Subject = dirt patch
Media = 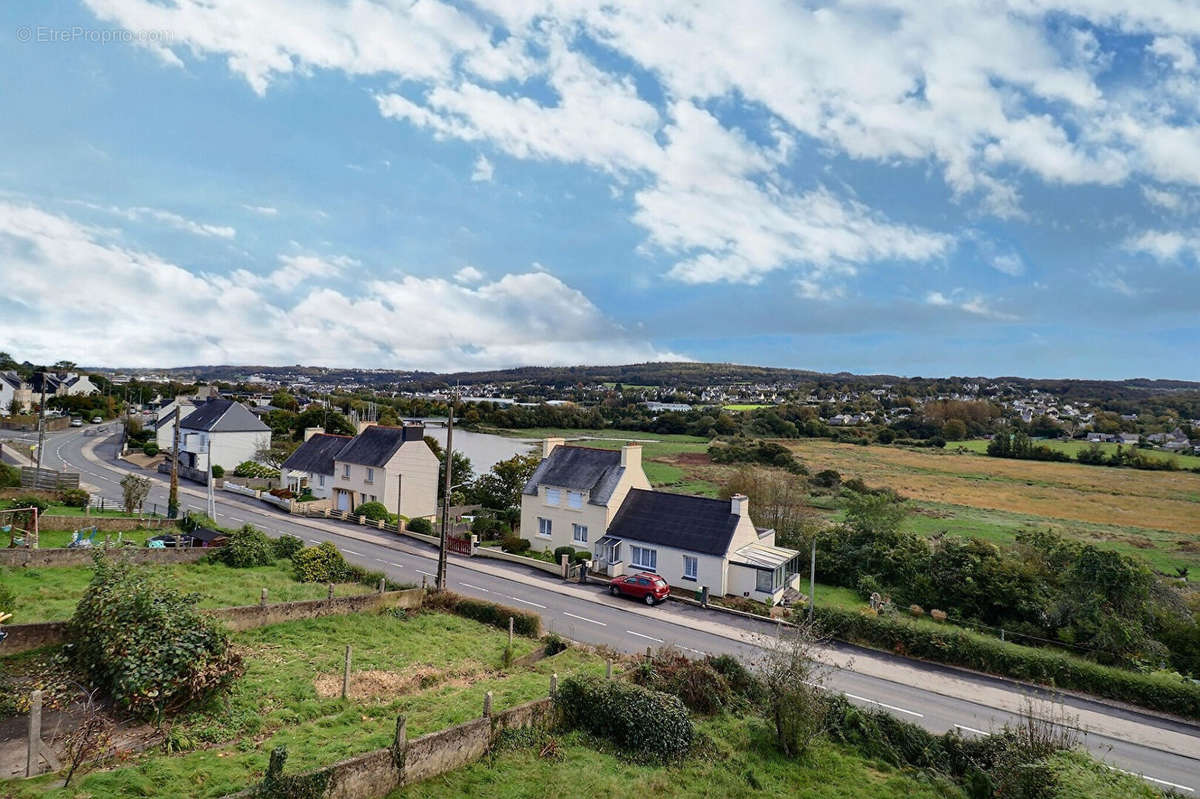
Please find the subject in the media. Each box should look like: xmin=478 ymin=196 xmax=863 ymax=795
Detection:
xmin=672 ymin=452 xmax=713 ymax=466
xmin=313 ymin=662 xmax=489 ymax=700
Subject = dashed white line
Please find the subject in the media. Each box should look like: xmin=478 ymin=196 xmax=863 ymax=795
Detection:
xmin=679 ymin=646 xmax=706 ymax=656
xmin=387 ymin=562 xmax=405 ymax=569
xmin=461 ymin=582 xmax=489 ymax=593
xmin=373 ymin=558 xmax=388 ymax=564
xmin=509 ymin=596 xmax=547 ymax=609
xmin=1105 ymin=766 xmax=1194 ymax=793
xmin=341 ymin=548 xmax=363 ymax=556
xmin=844 ymin=693 xmax=924 ymax=718
xmin=229 ymin=517 xmax=246 ymax=523
xmin=563 ymin=612 xmax=606 ymax=626
xmin=416 ymin=569 xmax=435 ymax=577
xmin=626 ymin=630 xmax=664 ymax=643
xmin=953 ymin=724 xmax=989 ymax=736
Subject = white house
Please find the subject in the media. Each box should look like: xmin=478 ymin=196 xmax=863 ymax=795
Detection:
xmin=0 ymin=372 xmax=31 ymax=415
xmin=282 ymin=423 xmax=439 ymax=519
xmin=519 ymin=439 xmax=651 ymax=554
xmin=153 ymin=397 xmax=198 ymax=450
xmin=33 ymin=372 xmax=99 ymax=398
xmin=594 ymin=490 xmax=802 ymax=606
xmin=177 ymin=398 xmax=271 ymax=472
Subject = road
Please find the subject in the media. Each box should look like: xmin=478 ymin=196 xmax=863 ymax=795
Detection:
xmin=31 ymin=426 xmax=1200 ymax=793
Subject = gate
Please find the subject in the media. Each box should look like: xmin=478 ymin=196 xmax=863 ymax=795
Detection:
xmin=447 ymin=535 xmax=472 ymax=555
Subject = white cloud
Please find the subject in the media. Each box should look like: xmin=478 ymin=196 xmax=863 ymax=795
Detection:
xmin=0 ymin=202 xmax=682 ymax=369
xmin=1142 ymin=185 xmax=1185 ymax=211
xmin=242 ymin=204 xmax=279 ymax=216
xmin=1124 ymin=229 xmax=1200 ymax=260
xmin=926 ymin=289 xmax=1018 ymax=320
xmin=990 ymin=253 xmax=1026 ymax=276
xmin=73 ymin=201 xmax=235 ymax=238
xmin=1149 ymin=36 xmax=1197 ymax=72
xmin=454 ymin=265 xmax=484 ymax=283
xmin=470 ymin=154 xmax=494 ymax=182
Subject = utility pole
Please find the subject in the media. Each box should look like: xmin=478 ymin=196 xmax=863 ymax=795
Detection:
xmin=436 ymin=393 xmax=455 ymax=591
xmin=33 ymin=377 xmax=47 ymax=474
xmin=205 ymin=441 xmax=216 ymax=520
xmin=808 ymin=538 xmax=816 ymax=624
xmin=168 ymin=404 xmax=180 ymax=519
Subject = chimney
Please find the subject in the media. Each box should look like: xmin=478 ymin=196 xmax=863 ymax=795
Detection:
xmin=357 ymin=420 xmax=376 ymax=434
xmin=542 ymin=437 xmax=564 ymax=458
xmin=730 ymin=494 xmax=749 ymax=517
xmin=304 ymin=426 xmax=325 ymax=442
xmin=620 ymin=442 xmax=642 ymax=470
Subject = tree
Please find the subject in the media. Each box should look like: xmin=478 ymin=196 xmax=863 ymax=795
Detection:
xmin=270 ymin=390 xmax=299 ymax=412
xmin=755 ymin=621 xmax=829 ymax=757
xmin=120 ymin=473 xmax=151 ymax=514
xmin=291 ymin=407 xmax=354 ymax=439
xmin=469 ymin=452 xmax=540 ymax=510
xmin=942 ymin=418 xmax=967 ymax=441
xmin=843 ymin=489 xmax=908 ymax=536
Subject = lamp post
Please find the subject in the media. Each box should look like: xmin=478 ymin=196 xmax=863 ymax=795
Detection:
xmin=436 ymin=394 xmax=456 ymax=591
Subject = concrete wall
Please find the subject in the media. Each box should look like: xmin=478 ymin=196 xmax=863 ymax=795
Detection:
xmin=0 ymin=545 xmax=207 ymax=568
xmin=473 ymin=546 xmax=563 ymax=576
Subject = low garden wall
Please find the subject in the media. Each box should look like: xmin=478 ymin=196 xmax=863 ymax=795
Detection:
xmin=0 ymin=588 xmax=426 ymax=656
xmin=473 ymin=546 xmax=563 ymax=576
xmin=0 ymin=545 xmax=207 ymax=568
xmin=40 ymin=515 xmax=169 ymax=532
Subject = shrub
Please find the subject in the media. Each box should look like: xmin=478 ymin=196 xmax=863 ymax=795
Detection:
xmin=706 ymin=654 xmax=765 ymax=704
xmin=406 ymin=517 xmax=433 ymax=535
xmin=631 ymin=650 xmax=731 ymax=714
xmin=142 ymin=442 xmax=160 ymax=457
xmin=353 ymin=501 xmax=389 ymax=522
xmin=552 ymin=546 xmax=576 ymax=564
xmin=65 ymin=555 xmax=243 ymax=719
xmin=556 ymin=674 xmax=693 ymax=761
xmin=271 ymin=534 xmax=305 ymax=560
xmin=7 ymin=495 xmax=49 ymax=515
xmin=232 ymin=461 xmax=279 ymax=479
xmin=0 ymin=462 xmax=21 ymax=488
xmin=423 ymin=590 xmax=541 ymax=636
xmin=210 ymin=464 xmax=225 ymax=478
xmin=215 ymin=525 xmax=275 ymax=568
xmin=812 ymin=469 xmax=842 ymax=488
xmin=543 ymin=633 xmax=568 ymax=656
xmin=500 ymin=535 xmax=532 ymax=554
xmin=572 ymin=550 xmax=592 ymax=564
xmin=58 ymin=488 xmax=90 ymax=509
xmin=292 ymin=542 xmax=349 ymax=583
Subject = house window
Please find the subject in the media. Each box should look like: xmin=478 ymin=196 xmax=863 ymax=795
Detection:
xmin=572 ymin=523 xmax=588 ymax=543
xmin=545 ymin=488 xmax=561 ymax=506
xmin=365 ymin=467 xmax=374 ymax=484
xmin=683 ymin=555 xmax=697 ymax=581
xmin=318 ymin=474 xmax=325 ymax=488
xmin=630 ymin=545 xmax=657 ymax=572
xmin=342 ymin=464 xmax=351 ymax=479
xmin=538 ymin=517 xmax=552 ymax=537
xmin=567 ymin=491 xmax=583 ymax=509
xmin=756 ymin=569 xmax=774 ymax=593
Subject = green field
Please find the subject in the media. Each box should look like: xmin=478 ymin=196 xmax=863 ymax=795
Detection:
xmin=949 ymin=438 xmax=1200 ymax=470
xmin=569 ymin=437 xmax=717 ymax=496
xmin=487 ymin=427 xmax=709 ymax=444
xmin=723 ymin=403 xmax=774 ymax=411
xmin=0 ymin=558 xmax=370 ymax=623
xmin=35 ymin=528 xmax=154 ymax=548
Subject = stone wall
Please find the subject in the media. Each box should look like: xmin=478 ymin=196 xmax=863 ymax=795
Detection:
xmin=0 ymin=620 xmax=69 ymax=654
xmin=0 ymin=545 xmax=207 ymax=568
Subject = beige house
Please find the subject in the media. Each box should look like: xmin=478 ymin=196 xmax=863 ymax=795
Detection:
xmin=322 ymin=424 xmax=439 ymax=520
xmin=519 ymin=438 xmax=651 ymax=553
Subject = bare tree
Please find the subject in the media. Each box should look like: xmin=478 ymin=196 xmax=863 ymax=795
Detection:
xmin=754 ymin=619 xmax=830 ymax=757
xmin=62 ymin=686 xmax=113 ymax=787
xmin=120 ymin=473 xmax=151 ymax=514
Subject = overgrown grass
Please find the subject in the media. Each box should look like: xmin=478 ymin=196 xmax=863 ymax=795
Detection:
xmin=949 ymin=438 xmax=1200 ymax=470
xmin=0 ymin=558 xmax=368 ymax=622
xmin=3 ymin=611 xmax=598 ymax=798
xmin=485 ymin=426 xmax=709 ymax=444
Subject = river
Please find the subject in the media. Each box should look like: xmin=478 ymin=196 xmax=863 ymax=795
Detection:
xmin=419 ymin=424 xmax=537 ymax=473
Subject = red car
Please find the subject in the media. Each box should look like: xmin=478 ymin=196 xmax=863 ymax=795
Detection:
xmin=608 ymin=572 xmax=670 ymax=605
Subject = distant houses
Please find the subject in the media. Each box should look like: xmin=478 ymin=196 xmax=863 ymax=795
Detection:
xmin=176 ymin=398 xmax=272 ymax=472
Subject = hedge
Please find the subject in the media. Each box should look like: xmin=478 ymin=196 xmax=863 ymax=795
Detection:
xmin=814 ymin=606 xmax=1200 ymax=719
xmin=423 ymin=590 xmax=542 ymax=637
xmin=556 ymin=674 xmax=693 ymax=761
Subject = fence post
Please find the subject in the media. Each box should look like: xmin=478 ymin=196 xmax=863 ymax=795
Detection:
xmin=605 ymin=659 xmax=612 ymax=679
xmin=483 ymin=690 xmax=493 ymax=718
xmin=342 ymin=645 xmax=352 ymax=699
xmin=646 ymin=646 xmax=652 ymax=659
xmin=560 ymin=553 xmax=569 ymax=579
xmin=260 ymin=588 xmax=268 ymax=607
xmin=327 ymin=582 xmax=335 ymax=600
xmin=508 ymin=616 xmax=514 ymax=646
xmin=393 ymin=714 xmax=407 ymax=768
xmin=25 ymin=689 xmax=41 ymax=777
xmin=378 ymin=577 xmax=385 ymax=595
xmin=550 ymin=673 xmax=558 ymax=699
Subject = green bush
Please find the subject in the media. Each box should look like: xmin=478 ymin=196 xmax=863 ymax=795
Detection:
xmin=572 ymin=550 xmax=592 ymax=564
xmin=556 ymin=674 xmax=693 ymax=761
xmin=631 ymin=650 xmax=731 ymax=714
xmin=0 ymin=462 xmax=21 ymax=488
xmin=58 ymin=488 xmax=90 ymax=509
xmin=406 ymin=517 xmax=433 ymax=535
xmin=706 ymin=653 xmax=765 ymax=704
xmin=215 ymin=525 xmax=275 ymax=568
xmin=552 ymin=546 xmax=576 ymax=564
xmin=271 ymin=534 xmax=305 ymax=560
xmin=353 ymin=501 xmax=389 ymax=521
xmin=211 ymin=464 xmax=225 ymax=478
xmin=815 ymin=606 xmax=1200 ymax=719
xmin=423 ymin=590 xmax=541 ymax=636
xmin=142 ymin=442 xmax=159 ymax=457
xmin=543 ymin=632 xmax=568 ymax=656
xmin=232 ymin=461 xmax=280 ymax=479
xmin=65 ymin=555 xmax=243 ymax=719
xmin=500 ymin=535 xmax=531 ymax=554
xmin=6 ymin=495 xmax=49 ymax=515
xmin=292 ymin=542 xmax=349 ymax=583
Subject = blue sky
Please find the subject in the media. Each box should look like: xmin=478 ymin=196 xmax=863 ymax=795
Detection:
xmin=1 ymin=0 xmax=1198 ymax=379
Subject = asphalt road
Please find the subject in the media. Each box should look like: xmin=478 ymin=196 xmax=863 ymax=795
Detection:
xmin=32 ymin=426 xmax=1200 ymax=793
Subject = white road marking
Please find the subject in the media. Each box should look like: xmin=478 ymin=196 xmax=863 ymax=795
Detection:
xmin=953 ymin=724 xmax=990 ymax=736
xmin=229 ymin=517 xmax=246 ymax=523
xmin=341 ymin=548 xmax=363 ymax=556
xmin=510 ymin=596 xmax=547 ymax=609
xmin=374 ymin=558 xmax=388 ymax=564
xmin=387 ymin=562 xmax=405 ymax=569
xmin=844 ymin=693 xmax=924 ymax=718
xmin=626 ymin=630 xmax=664 ymax=643
xmin=679 ymin=646 xmax=706 ymax=656
xmin=461 ymin=582 xmax=489 ymax=593
xmin=1105 ymin=766 xmax=1194 ymax=793
xmin=563 ymin=612 xmax=606 ymax=626
xmin=416 ymin=569 xmax=435 ymax=577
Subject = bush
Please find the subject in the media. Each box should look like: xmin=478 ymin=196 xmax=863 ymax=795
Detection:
xmin=214 ymin=525 xmax=275 ymax=568
xmin=142 ymin=441 xmax=159 ymax=457
xmin=423 ymin=590 xmax=541 ymax=636
xmin=706 ymin=654 xmax=765 ymax=704
xmin=271 ymin=534 xmax=305 ymax=560
xmin=556 ymin=674 xmax=693 ymax=761
xmin=0 ymin=582 xmax=14 ymax=615
xmin=631 ymin=650 xmax=731 ymax=714
xmin=292 ymin=542 xmax=349 ymax=583
xmin=0 ymin=462 xmax=20 ymax=488
xmin=211 ymin=464 xmax=225 ymax=478
xmin=232 ymin=461 xmax=280 ymax=479
xmin=406 ymin=517 xmax=433 ymax=535
xmin=812 ymin=469 xmax=842 ymax=488
xmin=572 ymin=550 xmax=592 ymax=564
xmin=552 ymin=546 xmax=576 ymax=564
xmin=58 ymin=488 xmax=90 ymax=509
xmin=500 ymin=535 xmax=532 ymax=554
xmin=353 ymin=501 xmax=389 ymax=521
xmin=543 ymin=632 xmax=568 ymax=656
xmin=65 ymin=555 xmax=243 ymax=719
xmin=7 ymin=495 xmax=49 ymax=515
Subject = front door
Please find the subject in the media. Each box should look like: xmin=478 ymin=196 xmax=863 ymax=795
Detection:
xmin=336 ymin=490 xmax=350 ymax=512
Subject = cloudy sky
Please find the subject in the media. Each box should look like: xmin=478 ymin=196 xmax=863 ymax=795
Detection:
xmin=1 ymin=0 xmax=1198 ymax=378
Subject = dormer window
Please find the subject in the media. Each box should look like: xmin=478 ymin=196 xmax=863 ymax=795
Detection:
xmin=567 ymin=491 xmax=583 ymax=509
xmin=545 ymin=488 xmax=561 ymax=506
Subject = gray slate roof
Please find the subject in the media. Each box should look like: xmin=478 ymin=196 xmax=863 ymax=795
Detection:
xmin=334 ymin=425 xmax=425 ymax=467
xmin=521 ymin=445 xmax=624 ymax=507
xmin=606 ymin=489 xmax=740 ymax=556
xmin=281 ymin=433 xmax=353 ymax=476
xmin=179 ymin=399 xmax=270 ymax=433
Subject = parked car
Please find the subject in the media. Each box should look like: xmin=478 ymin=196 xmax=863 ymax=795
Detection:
xmin=91 ymin=416 xmax=102 ymax=424
xmin=608 ymin=572 xmax=670 ymax=605
xmin=70 ymin=418 xmax=83 ymax=427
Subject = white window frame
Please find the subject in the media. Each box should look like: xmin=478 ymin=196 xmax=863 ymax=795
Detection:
xmin=365 ymin=467 xmax=374 ymax=484
xmin=537 ymin=517 xmax=552 ymax=537
xmin=630 ymin=545 xmax=657 ymax=572
xmin=572 ymin=523 xmax=588 ymax=543
xmin=683 ymin=555 xmax=697 ymax=581
xmin=318 ymin=474 xmax=325 ymax=488
xmin=756 ymin=568 xmax=774 ymax=593
xmin=545 ymin=488 xmax=561 ymax=507
xmin=566 ymin=490 xmax=583 ymax=510
xmin=342 ymin=463 xmax=351 ymax=479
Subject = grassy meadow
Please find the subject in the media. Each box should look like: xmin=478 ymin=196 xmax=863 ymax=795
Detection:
xmin=949 ymin=438 xmax=1200 ymax=470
